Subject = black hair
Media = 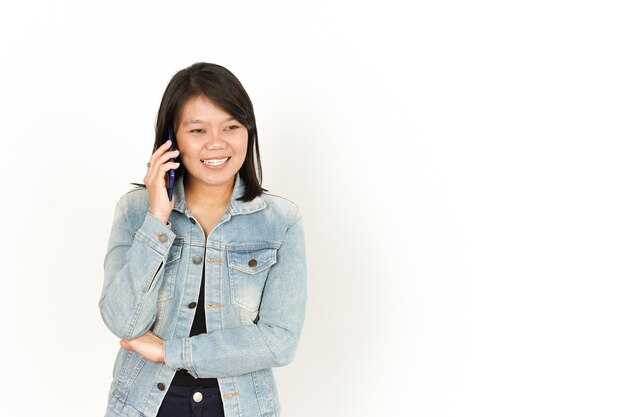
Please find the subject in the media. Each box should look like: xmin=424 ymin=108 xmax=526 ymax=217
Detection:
xmin=131 ymin=62 xmax=266 ymax=201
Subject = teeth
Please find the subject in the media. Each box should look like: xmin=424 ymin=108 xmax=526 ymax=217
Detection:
xmin=202 ymin=157 xmax=229 ymax=166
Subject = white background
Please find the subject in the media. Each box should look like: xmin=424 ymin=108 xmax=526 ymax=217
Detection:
xmin=1 ymin=1 xmax=625 ymax=416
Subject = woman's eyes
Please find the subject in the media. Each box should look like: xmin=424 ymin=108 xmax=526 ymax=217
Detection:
xmin=189 ymin=125 xmax=240 ymax=134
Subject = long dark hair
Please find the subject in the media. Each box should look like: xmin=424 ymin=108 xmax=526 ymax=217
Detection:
xmin=131 ymin=62 xmax=266 ymax=201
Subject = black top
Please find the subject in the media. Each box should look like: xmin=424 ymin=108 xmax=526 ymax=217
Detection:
xmin=170 ymin=263 xmax=219 ymax=388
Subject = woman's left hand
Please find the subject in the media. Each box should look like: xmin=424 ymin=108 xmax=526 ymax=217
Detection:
xmin=120 ymin=330 xmax=165 ymax=363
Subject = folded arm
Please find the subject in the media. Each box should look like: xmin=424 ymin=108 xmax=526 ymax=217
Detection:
xmin=164 ymin=210 xmax=307 ymax=378
xmin=98 ymin=196 xmax=176 ymax=340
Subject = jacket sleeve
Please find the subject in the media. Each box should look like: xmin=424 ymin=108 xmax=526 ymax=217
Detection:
xmin=98 ymin=195 xmax=177 ymax=340
xmin=163 ymin=208 xmax=307 ymax=378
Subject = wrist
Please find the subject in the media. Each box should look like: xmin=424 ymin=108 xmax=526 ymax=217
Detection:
xmin=148 ymin=210 xmax=171 ymax=228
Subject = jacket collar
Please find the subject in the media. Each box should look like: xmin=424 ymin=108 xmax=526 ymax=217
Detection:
xmin=172 ymin=171 xmax=265 ymax=216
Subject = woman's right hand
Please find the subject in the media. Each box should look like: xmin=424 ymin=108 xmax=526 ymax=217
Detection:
xmin=144 ymin=139 xmax=180 ymax=225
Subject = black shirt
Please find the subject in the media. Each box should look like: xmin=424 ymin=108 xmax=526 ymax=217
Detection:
xmin=170 ymin=263 xmax=219 ymax=388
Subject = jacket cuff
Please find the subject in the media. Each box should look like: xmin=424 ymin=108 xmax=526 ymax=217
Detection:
xmin=134 ymin=212 xmax=176 ymax=256
xmin=164 ymin=337 xmax=196 ymax=377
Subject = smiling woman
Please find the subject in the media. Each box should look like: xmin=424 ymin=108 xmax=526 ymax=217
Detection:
xmin=175 ymin=96 xmax=249 ymax=213
xmin=98 ymin=63 xmax=307 ymax=417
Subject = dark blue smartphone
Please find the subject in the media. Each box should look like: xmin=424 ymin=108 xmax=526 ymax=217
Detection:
xmin=166 ymin=125 xmax=176 ymax=201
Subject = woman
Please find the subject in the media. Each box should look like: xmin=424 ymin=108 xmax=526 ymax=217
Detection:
xmin=99 ymin=62 xmax=307 ymax=417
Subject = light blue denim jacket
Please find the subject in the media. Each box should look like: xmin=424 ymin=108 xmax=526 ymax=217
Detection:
xmin=99 ymin=172 xmax=307 ymax=417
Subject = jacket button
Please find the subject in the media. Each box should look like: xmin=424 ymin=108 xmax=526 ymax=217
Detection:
xmin=248 ymin=259 xmax=257 ymax=268
xmin=192 ymin=255 xmax=202 ymax=264
xmin=188 ymin=302 xmax=197 ymax=309
xmin=158 ymin=233 xmax=168 ymax=243
xmin=189 ymin=217 xmax=196 ymax=224
xmin=157 ymin=382 xmax=166 ymax=391
xmin=193 ymin=391 xmax=203 ymax=402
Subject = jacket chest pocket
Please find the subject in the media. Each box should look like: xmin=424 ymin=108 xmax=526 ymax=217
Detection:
xmin=158 ymin=239 xmax=184 ymax=302
xmin=227 ymin=247 xmax=277 ymax=312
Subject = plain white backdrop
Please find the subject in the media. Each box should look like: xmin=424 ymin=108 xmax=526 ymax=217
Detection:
xmin=1 ymin=1 xmax=625 ymax=416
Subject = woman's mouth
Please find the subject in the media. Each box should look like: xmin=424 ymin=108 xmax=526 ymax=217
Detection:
xmin=201 ymin=157 xmax=230 ymax=166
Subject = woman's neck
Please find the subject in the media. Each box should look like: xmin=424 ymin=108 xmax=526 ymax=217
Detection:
xmin=184 ymin=174 xmax=235 ymax=212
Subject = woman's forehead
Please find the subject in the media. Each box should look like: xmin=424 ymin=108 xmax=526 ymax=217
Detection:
xmin=178 ymin=96 xmax=233 ymax=124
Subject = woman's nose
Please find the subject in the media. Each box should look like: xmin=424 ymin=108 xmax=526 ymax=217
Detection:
xmin=204 ymin=130 xmax=227 ymax=149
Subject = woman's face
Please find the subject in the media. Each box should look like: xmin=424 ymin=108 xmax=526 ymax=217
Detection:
xmin=175 ymin=95 xmax=248 ymax=191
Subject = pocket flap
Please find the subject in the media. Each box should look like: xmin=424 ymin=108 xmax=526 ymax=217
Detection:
xmin=227 ymin=247 xmax=277 ymax=274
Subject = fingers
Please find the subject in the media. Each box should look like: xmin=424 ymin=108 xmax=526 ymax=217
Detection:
xmin=148 ymin=140 xmax=177 ymax=167
xmin=118 ymin=334 xmax=164 ymax=362
xmin=160 ymin=161 xmax=180 ymax=172
xmin=143 ymin=140 xmax=179 ymax=220
xmin=158 ymin=139 xmax=173 ymax=150
xmin=120 ymin=340 xmax=133 ymax=350
xmin=157 ymin=139 xmax=174 ymax=154
xmin=148 ymin=140 xmax=171 ymax=166
xmin=155 ymin=149 xmax=180 ymax=167
xmin=144 ymin=144 xmax=180 ymax=184
xmin=153 ymin=161 xmax=180 ymax=174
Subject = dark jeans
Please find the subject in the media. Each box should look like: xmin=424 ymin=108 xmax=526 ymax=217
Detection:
xmin=156 ymin=385 xmax=225 ymax=417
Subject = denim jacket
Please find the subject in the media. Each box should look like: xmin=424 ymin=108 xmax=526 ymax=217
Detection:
xmin=99 ymin=172 xmax=307 ymax=417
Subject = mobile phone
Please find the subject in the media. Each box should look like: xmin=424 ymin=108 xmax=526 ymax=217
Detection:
xmin=166 ymin=125 xmax=176 ymax=201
